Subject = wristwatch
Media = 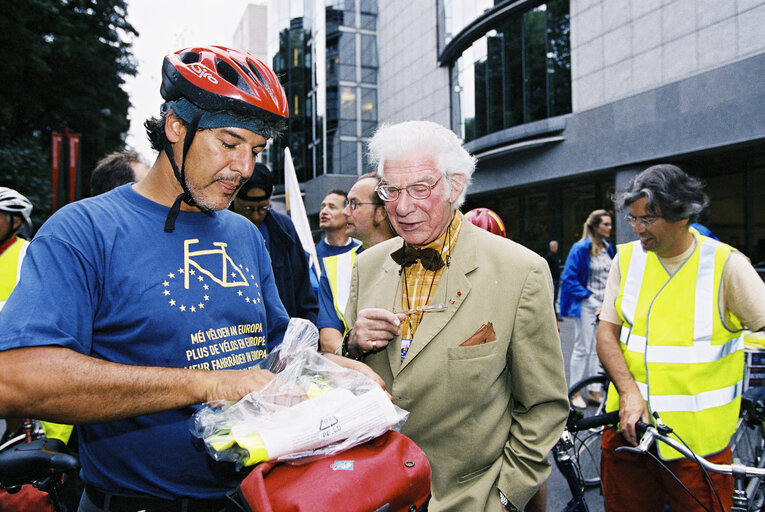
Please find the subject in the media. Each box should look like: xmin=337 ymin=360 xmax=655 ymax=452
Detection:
xmin=341 ymin=329 xmax=362 ymax=361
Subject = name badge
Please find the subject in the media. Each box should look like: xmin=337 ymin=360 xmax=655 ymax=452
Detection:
xmin=401 ymin=338 xmax=412 ymax=361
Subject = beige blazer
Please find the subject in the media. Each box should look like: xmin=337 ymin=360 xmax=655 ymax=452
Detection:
xmin=345 ymin=221 xmax=569 ymax=511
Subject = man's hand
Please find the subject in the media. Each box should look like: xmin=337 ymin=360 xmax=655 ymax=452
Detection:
xmin=597 ymin=319 xmax=649 ymax=445
xmin=320 ymin=352 xmax=387 ymax=390
xmin=618 ymin=386 xmax=649 ymax=446
xmin=200 ymin=368 xmax=276 ymax=403
xmin=350 ymin=308 xmax=406 ymax=355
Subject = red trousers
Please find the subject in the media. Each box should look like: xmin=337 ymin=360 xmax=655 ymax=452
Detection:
xmin=601 ymin=428 xmax=733 ymax=512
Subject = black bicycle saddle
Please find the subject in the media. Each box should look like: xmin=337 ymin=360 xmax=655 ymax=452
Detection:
xmin=0 ymin=438 xmax=79 ymax=490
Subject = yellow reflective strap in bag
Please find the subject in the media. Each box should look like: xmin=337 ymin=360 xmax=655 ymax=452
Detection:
xmin=40 ymin=421 xmax=74 ymax=444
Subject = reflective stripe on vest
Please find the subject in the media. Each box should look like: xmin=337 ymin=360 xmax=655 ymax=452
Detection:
xmin=607 ymin=235 xmax=744 ymax=459
xmin=0 ymin=238 xmax=29 ymax=311
xmin=323 ymin=247 xmax=359 ymax=329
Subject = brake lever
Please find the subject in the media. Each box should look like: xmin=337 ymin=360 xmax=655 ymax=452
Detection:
xmin=615 ymin=428 xmax=656 ymax=455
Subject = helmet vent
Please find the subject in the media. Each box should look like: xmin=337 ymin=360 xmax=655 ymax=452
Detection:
xmin=234 ymin=60 xmax=258 ymax=84
xmin=216 ymin=58 xmax=253 ymax=95
xmin=179 ymin=51 xmax=200 ymax=64
xmin=247 ymin=62 xmax=275 ymax=99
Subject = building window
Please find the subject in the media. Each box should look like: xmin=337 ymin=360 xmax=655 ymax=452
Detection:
xmin=453 ymin=0 xmax=571 ymax=142
xmin=340 ymin=86 xmax=356 ymax=119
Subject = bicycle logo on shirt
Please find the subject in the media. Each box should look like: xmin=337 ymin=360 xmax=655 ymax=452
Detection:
xmin=161 ymin=239 xmax=262 ymax=314
xmin=183 ymin=239 xmax=249 ymax=289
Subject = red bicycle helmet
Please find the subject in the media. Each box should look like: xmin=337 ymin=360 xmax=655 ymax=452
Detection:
xmin=161 ymin=45 xmax=288 ymax=121
xmin=159 ymin=46 xmax=289 ymax=233
xmin=465 ymin=208 xmax=506 ymax=238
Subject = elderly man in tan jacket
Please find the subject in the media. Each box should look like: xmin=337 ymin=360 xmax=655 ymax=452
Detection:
xmin=339 ymin=120 xmax=569 ymax=512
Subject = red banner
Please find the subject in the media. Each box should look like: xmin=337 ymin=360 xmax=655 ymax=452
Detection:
xmin=51 ymin=129 xmax=81 ymax=212
xmin=67 ymin=133 xmax=80 ymax=204
xmin=51 ymin=132 xmax=63 ymax=212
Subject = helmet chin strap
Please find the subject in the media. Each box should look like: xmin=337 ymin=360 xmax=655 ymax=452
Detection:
xmin=163 ymin=113 xmax=212 ymax=232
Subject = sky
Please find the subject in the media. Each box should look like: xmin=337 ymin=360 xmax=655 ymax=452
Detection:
xmin=122 ymin=0 xmax=259 ymax=160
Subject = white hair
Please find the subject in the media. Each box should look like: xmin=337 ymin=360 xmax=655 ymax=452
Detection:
xmin=367 ymin=120 xmax=476 ymax=209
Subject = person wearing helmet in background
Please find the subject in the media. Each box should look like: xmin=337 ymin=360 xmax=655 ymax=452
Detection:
xmin=0 ymin=187 xmax=33 ymax=446
xmin=0 ymin=46 xmax=379 ymax=511
xmin=464 ymin=207 xmax=506 ymax=238
xmin=0 ymin=187 xmax=33 ymax=312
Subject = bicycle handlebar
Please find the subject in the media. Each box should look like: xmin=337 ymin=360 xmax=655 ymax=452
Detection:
xmin=573 ymin=410 xmax=619 ymax=431
xmin=623 ymin=420 xmax=765 ymax=479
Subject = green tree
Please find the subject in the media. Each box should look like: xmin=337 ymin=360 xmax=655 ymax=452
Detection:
xmin=0 ymin=0 xmax=137 ymax=230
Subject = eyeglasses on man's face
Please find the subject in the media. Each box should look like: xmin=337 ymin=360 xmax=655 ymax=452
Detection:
xmin=624 ymin=214 xmax=660 ymax=227
xmin=376 ymin=175 xmax=443 ymax=202
xmin=240 ymin=205 xmax=271 ymax=216
xmin=344 ymin=198 xmax=379 ymax=210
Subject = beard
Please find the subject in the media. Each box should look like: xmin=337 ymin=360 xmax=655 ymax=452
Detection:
xmin=186 ymin=173 xmax=245 ymax=212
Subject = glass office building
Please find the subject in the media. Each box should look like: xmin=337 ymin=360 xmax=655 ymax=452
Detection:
xmin=268 ymin=0 xmax=378 ymax=185
xmin=258 ymin=0 xmax=765 ymax=267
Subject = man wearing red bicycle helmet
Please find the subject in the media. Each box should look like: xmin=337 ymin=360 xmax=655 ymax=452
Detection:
xmin=0 ymin=46 xmax=378 ymax=511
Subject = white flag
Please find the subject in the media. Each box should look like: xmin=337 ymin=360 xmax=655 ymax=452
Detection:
xmin=284 ymin=147 xmax=321 ymax=278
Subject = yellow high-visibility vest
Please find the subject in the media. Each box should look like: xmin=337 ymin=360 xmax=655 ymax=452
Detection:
xmin=606 ymin=234 xmax=745 ymax=459
xmin=322 ymin=246 xmax=360 ymax=330
xmin=0 ymin=237 xmax=28 ymax=310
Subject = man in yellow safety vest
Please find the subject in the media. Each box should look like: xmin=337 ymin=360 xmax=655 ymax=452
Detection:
xmin=597 ymin=164 xmax=765 ymax=511
xmin=0 ymin=187 xmax=33 ymax=443
xmin=0 ymin=187 xmax=33 ymax=313
xmin=318 ymin=173 xmax=395 ymax=352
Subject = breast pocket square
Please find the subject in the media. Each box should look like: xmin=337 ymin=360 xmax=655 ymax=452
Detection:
xmin=459 ymin=322 xmax=497 ymax=347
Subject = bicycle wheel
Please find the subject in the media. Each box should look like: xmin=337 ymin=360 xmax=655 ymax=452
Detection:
xmin=568 ymin=374 xmax=610 ymax=487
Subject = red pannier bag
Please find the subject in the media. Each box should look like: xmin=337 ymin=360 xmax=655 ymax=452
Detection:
xmin=0 ymin=485 xmax=53 ymax=512
xmin=237 ymin=430 xmax=431 ymax=512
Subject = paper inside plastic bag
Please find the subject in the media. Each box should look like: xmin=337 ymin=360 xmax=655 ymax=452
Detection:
xmin=191 ymin=318 xmax=409 ymax=467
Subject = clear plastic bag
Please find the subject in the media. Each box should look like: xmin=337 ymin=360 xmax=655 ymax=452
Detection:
xmin=191 ymin=318 xmax=409 ymax=468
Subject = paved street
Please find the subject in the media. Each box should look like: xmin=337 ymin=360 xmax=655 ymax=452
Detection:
xmin=548 ymin=316 xmax=605 ymax=512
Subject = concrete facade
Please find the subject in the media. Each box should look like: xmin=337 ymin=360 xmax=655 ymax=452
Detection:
xmin=571 ymin=0 xmax=765 ymax=112
xmin=375 ymin=1 xmax=451 ymax=125
xmin=473 ymin=51 xmax=765 ymax=192
xmin=233 ymin=4 xmax=269 ymax=65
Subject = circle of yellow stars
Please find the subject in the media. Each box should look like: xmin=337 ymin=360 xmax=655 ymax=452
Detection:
xmin=163 ymin=265 xmax=264 ymax=313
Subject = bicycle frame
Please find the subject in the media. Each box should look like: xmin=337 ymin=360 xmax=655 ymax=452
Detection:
xmin=622 ymin=421 xmax=765 ymax=512
xmin=552 ymin=409 xmax=620 ymax=512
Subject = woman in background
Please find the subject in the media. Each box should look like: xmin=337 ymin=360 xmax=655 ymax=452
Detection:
xmin=560 ymin=209 xmax=614 ymax=409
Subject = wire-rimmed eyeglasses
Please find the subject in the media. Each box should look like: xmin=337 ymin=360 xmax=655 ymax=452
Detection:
xmin=376 ymin=175 xmax=443 ymax=202
xmin=344 ymin=198 xmax=380 ymax=210
xmin=391 ymin=256 xmax=450 ymax=315
xmin=393 ymin=302 xmax=448 ymax=315
xmin=624 ymin=214 xmax=660 ymax=227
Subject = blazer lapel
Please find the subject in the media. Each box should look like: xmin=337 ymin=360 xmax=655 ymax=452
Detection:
xmin=373 ymin=254 xmax=407 ymax=376
xmin=398 ymin=223 xmax=480 ymax=371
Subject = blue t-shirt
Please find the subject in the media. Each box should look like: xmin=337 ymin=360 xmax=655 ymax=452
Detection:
xmin=0 ymin=184 xmax=289 ymax=499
